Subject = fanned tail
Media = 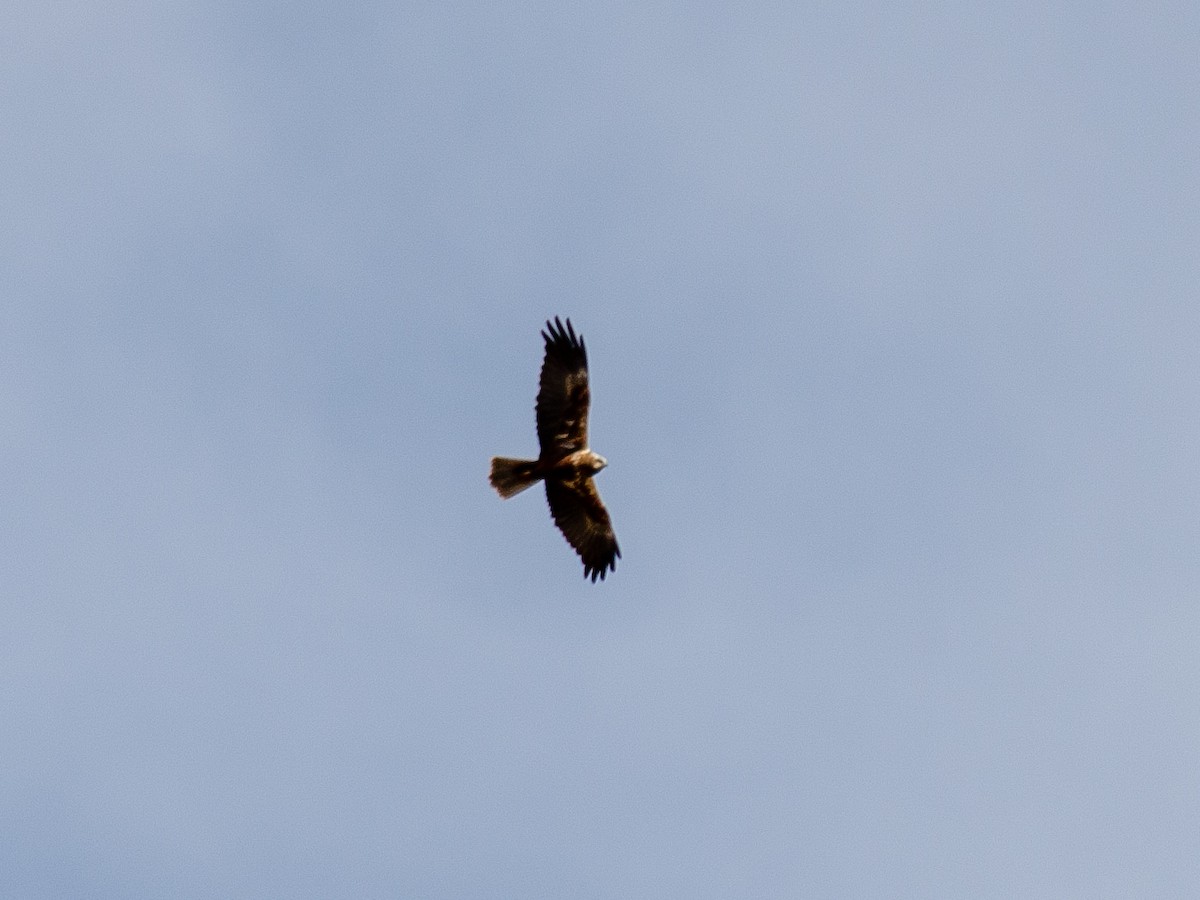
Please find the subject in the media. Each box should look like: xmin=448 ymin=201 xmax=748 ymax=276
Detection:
xmin=489 ymin=457 xmax=539 ymax=498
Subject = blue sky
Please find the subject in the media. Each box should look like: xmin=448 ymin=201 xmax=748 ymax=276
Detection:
xmin=3 ymin=2 xmax=1197 ymax=896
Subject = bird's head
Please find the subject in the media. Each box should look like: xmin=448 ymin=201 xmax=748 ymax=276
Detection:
xmin=589 ymin=453 xmax=608 ymax=474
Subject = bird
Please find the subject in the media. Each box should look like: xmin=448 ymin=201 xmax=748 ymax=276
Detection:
xmin=490 ymin=317 xmax=621 ymax=581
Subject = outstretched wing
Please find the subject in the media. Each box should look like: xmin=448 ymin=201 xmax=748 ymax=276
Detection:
xmin=536 ymin=317 xmax=589 ymax=457
xmin=545 ymin=477 xmax=621 ymax=582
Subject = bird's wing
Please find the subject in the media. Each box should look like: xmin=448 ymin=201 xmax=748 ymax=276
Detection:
xmin=536 ymin=317 xmax=589 ymax=457
xmin=545 ymin=477 xmax=620 ymax=582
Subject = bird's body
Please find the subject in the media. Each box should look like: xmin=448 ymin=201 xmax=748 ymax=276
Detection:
xmin=490 ymin=317 xmax=620 ymax=581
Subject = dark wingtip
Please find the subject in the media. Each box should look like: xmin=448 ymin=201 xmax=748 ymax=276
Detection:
xmin=584 ymin=555 xmax=617 ymax=582
xmin=542 ymin=317 xmax=584 ymax=356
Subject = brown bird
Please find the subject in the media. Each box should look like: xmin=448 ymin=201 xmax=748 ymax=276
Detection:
xmin=490 ymin=317 xmax=621 ymax=581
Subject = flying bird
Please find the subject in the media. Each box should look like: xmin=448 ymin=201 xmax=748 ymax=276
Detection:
xmin=490 ymin=317 xmax=621 ymax=581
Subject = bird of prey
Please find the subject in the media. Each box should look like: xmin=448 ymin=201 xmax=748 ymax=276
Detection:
xmin=490 ymin=317 xmax=621 ymax=581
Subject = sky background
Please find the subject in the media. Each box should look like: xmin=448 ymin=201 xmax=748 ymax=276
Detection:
xmin=2 ymin=1 xmax=1198 ymax=896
